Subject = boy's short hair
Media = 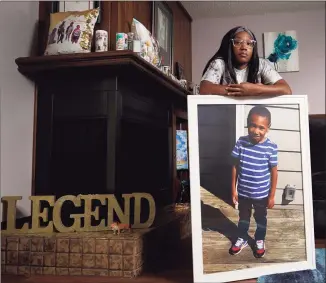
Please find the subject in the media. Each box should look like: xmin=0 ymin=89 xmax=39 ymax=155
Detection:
xmin=247 ymin=106 xmax=271 ymax=127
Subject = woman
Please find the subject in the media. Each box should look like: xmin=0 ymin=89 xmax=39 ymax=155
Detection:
xmin=199 ymin=26 xmax=292 ymax=96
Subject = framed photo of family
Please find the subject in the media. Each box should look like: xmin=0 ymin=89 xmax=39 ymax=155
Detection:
xmin=187 ymin=95 xmax=315 ymax=283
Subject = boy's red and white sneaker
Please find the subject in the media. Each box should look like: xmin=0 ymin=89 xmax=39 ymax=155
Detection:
xmin=254 ymin=240 xmax=266 ymax=258
xmin=229 ymin=237 xmax=248 ymax=255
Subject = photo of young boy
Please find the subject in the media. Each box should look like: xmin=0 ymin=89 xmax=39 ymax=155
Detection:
xmin=188 ymin=96 xmax=315 ymax=283
xmin=229 ymin=106 xmax=278 ymax=258
xmin=195 ymin=102 xmax=308 ymax=275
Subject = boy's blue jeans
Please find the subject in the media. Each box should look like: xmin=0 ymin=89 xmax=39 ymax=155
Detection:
xmin=237 ymin=196 xmax=268 ymax=241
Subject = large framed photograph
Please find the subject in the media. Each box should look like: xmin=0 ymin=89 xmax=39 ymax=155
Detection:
xmin=187 ymin=95 xmax=315 ymax=283
xmin=152 ymin=1 xmax=173 ymax=69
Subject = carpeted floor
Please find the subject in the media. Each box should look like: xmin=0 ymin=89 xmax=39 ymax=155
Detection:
xmin=257 ymin=248 xmax=325 ymax=283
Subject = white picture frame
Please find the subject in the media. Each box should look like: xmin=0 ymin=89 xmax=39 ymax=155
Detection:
xmin=187 ymin=95 xmax=315 ymax=283
xmin=58 ymin=1 xmax=94 ymax=12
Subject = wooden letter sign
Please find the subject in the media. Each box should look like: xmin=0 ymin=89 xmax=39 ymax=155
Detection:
xmin=1 ymin=193 xmax=156 ymax=234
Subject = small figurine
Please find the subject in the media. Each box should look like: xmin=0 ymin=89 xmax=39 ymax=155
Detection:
xmin=110 ymin=222 xmax=132 ymax=235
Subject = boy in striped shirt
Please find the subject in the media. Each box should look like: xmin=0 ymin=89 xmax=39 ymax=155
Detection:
xmin=229 ymin=106 xmax=278 ymax=258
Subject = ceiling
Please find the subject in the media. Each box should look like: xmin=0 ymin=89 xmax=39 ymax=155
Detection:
xmin=181 ymin=1 xmax=325 ymax=20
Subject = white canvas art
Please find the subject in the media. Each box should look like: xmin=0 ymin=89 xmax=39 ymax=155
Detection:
xmin=59 ymin=1 xmax=94 ymax=12
xmin=263 ymin=30 xmax=299 ymax=73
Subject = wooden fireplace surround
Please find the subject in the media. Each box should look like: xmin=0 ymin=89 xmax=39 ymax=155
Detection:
xmin=15 ymin=51 xmax=190 ymax=214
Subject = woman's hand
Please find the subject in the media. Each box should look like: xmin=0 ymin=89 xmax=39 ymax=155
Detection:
xmin=225 ymin=80 xmax=292 ymax=96
xmin=225 ymin=82 xmax=262 ymax=96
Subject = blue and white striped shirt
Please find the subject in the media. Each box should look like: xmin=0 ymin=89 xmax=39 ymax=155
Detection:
xmin=231 ymin=135 xmax=278 ymax=199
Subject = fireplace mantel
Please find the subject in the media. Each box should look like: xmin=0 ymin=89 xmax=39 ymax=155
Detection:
xmin=15 ymin=50 xmax=191 ymax=101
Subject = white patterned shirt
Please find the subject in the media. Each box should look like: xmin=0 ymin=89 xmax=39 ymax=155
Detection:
xmin=201 ymin=58 xmax=282 ymax=85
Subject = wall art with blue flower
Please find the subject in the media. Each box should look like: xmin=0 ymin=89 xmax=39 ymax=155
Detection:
xmin=263 ymin=30 xmax=299 ymax=72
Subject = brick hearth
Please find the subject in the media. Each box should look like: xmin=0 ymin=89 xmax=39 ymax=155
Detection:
xmin=1 ymin=204 xmax=191 ymax=278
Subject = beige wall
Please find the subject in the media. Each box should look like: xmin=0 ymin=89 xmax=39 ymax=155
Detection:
xmin=0 ymin=2 xmax=39 ymax=219
xmin=192 ymin=9 xmax=325 ymax=114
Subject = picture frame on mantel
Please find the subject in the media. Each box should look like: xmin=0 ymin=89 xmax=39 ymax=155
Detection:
xmin=50 ymin=1 xmax=101 ymax=23
xmin=152 ymin=1 xmax=173 ymax=71
xmin=175 ymin=62 xmax=185 ymax=80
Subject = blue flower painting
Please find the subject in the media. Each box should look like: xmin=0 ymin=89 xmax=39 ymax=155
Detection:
xmin=176 ymin=130 xmax=189 ymax=170
xmin=264 ymin=30 xmax=299 ymax=72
